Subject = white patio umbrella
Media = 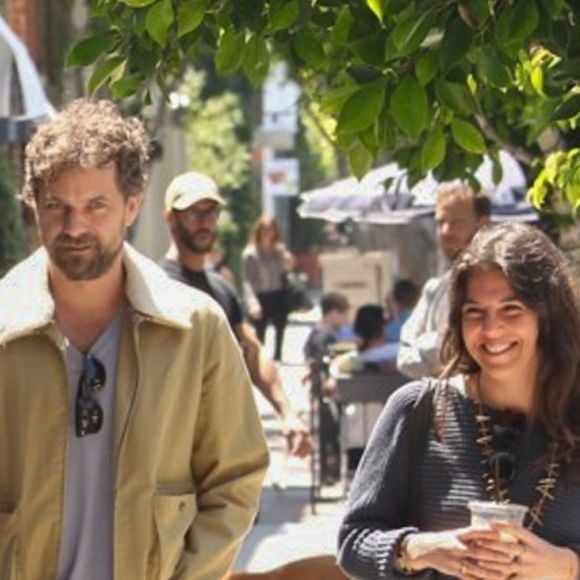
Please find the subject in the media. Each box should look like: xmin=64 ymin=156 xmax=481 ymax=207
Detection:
xmin=298 ymin=151 xmax=537 ymax=225
xmin=0 ymin=14 xmax=54 ymax=143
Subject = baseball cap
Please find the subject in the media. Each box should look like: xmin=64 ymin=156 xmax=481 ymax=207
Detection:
xmin=164 ymin=172 xmax=226 ymax=211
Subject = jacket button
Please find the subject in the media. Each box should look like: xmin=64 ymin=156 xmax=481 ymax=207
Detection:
xmin=178 ymin=501 xmax=187 ymax=512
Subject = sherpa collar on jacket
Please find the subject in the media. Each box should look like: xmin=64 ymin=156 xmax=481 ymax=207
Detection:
xmin=0 ymin=243 xmax=207 ymax=345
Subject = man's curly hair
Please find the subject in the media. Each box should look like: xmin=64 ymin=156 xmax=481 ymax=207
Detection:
xmin=23 ymin=99 xmax=150 ymax=203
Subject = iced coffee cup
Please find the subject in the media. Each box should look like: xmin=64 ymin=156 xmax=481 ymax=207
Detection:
xmin=468 ymin=501 xmax=528 ymax=542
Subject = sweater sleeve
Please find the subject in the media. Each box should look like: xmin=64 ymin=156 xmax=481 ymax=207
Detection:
xmin=241 ymin=249 xmax=261 ymax=311
xmin=337 ymin=381 xmax=434 ymax=579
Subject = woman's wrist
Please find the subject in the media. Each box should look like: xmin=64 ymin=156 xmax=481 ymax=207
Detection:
xmin=566 ymin=548 xmax=579 ymax=580
xmin=394 ymin=534 xmax=418 ymax=574
xmin=395 ymin=533 xmax=430 ymax=574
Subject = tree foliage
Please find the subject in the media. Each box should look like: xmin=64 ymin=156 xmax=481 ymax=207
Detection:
xmin=71 ymin=0 xmax=580 ymax=215
xmin=0 ymin=160 xmax=28 ymax=276
xmin=178 ymin=68 xmax=251 ymax=190
xmin=172 ymin=68 xmax=253 ymax=281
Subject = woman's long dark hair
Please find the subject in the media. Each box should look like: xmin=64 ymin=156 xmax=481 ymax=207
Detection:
xmin=441 ymin=222 xmax=580 ymax=472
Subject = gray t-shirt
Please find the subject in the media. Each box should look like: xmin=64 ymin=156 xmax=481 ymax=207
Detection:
xmin=57 ymin=311 xmax=124 ymax=580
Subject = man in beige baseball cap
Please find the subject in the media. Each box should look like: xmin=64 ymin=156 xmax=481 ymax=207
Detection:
xmin=164 ymin=171 xmax=226 ymax=211
xmin=162 ymin=171 xmax=312 ymax=458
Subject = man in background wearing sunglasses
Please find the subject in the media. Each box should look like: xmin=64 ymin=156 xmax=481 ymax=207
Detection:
xmin=161 ymin=171 xmax=312 ymax=459
xmin=0 ymin=100 xmax=268 ymax=579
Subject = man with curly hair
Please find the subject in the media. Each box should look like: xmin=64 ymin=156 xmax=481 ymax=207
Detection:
xmin=0 ymin=99 xmax=268 ymax=579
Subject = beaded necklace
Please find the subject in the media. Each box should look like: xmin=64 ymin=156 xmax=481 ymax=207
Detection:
xmin=473 ymin=378 xmax=560 ymax=530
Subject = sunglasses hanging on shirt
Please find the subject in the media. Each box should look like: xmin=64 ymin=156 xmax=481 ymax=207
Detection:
xmin=75 ymin=354 xmax=106 ymax=437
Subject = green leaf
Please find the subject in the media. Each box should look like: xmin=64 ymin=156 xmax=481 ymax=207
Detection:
xmin=435 ymin=79 xmax=476 ymax=115
xmin=384 ymin=34 xmax=401 ymax=64
xmin=348 ymin=142 xmax=373 ymax=179
xmin=439 ymin=17 xmax=473 ymax=72
xmin=360 ymin=124 xmax=381 ymax=155
xmin=390 ymin=75 xmax=429 ymax=139
xmin=415 ymin=53 xmax=438 ymax=86
xmin=383 ymin=0 xmax=407 ymax=14
xmin=337 ymin=80 xmax=387 ymax=134
xmin=477 ymin=50 xmax=511 ymax=88
xmin=110 ymin=75 xmax=145 ymax=99
xmin=378 ymin=108 xmax=397 ymax=149
xmin=539 ymin=0 xmax=565 ymax=18
xmin=350 ymin=32 xmax=387 ymax=66
xmin=145 ymin=0 xmax=174 ymax=47
xmin=336 ymin=130 xmax=359 ymax=149
xmin=509 ymin=0 xmax=539 ymax=42
xmin=216 ymin=28 xmax=246 ymax=75
xmin=242 ymin=35 xmax=270 ymax=87
xmin=552 ymin=95 xmax=580 ymax=122
xmin=332 ymin=7 xmax=353 ymax=45
xmin=319 ymin=84 xmax=359 ymax=116
xmin=565 ymin=182 xmax=580 ymax=209
xmin=87 ymin=56 xmax=125 ymax=94
xmin=66 ymin=34 xmax=116 ymax=68
xmin=530 ymin=66 xmax=544 ymax=97
xmin=392 ymin=9 xmax=435 ymax=56
xmin=270 ymin=0 xmax=300 ymax=32
xmin=120 ymin=0 xmax=156 ymax=6
xmin=177 ymin=1 xmax=208 ymax=38
xmin=232 ymin=0 xmax=264 ymax=30
xmin=497 ymin=0 xmax=539 ymax=54
xmin=451 ymin=119 xmax=486 ymax=154
xmin=528 ymin=176 xmax=549 ymax=209
xmin=421 ymin=127 xmax=446 ymax=171
xmin=496 ymin=4 xmax=517 ymax=53
xmin=366 ymin=0 xmax=384 ymax=23
xmin=294 ymin=29 xmax=325 ymax=68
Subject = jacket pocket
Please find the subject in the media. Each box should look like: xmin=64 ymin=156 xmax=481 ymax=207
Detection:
xmin=0 ymin=509 xmax=19 ymax=580
xmin=153 ymin=493 xmax=197 ymax=580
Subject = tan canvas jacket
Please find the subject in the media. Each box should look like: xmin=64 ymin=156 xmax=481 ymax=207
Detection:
xmin=0 ymin=245 xmax=269 ymax=580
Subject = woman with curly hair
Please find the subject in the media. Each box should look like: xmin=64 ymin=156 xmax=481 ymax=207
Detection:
xmin=338 ymin=222 xmax=580 ymax=579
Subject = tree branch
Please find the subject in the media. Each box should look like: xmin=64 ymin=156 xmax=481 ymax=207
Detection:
xmin=475 ymin=114 xmax=535 ymax=166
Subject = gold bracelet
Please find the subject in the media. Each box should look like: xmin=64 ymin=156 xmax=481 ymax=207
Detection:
xmin=394 ymin=535 xmax=416 ymax=574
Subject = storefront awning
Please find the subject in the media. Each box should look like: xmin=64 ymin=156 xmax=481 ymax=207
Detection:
xmin=0 ymin=15 xmax=54 ymax=143
xmin=298 ymin=151 xmax=537 ymax=225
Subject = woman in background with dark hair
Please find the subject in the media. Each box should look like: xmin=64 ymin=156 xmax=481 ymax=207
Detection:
xmin=338 ymin=222 xmax=580 ymax=579
xmin=242 ymin=215 xmax=294 ymax=361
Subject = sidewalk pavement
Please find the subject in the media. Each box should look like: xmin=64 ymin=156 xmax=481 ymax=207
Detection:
xmin=234 ymin=315 xmax=347 ymax=573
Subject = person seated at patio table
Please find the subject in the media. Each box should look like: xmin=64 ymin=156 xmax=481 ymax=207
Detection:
xmin=384 ymin=278 xmax=419 ymax=343
xmin=332 ymin=304 xmax=398 ymax=375
xmin=330 ymin=304 xmax=397 ymax=472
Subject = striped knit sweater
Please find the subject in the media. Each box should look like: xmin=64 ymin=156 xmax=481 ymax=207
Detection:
xmin=337 ymin=376 xmax=580 ymax=579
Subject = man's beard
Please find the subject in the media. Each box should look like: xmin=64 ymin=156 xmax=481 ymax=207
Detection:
xmin=173 ymin=220 xmax=215 ymax=255
xmin=50 ymin=233 xmax=123 ymax=280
